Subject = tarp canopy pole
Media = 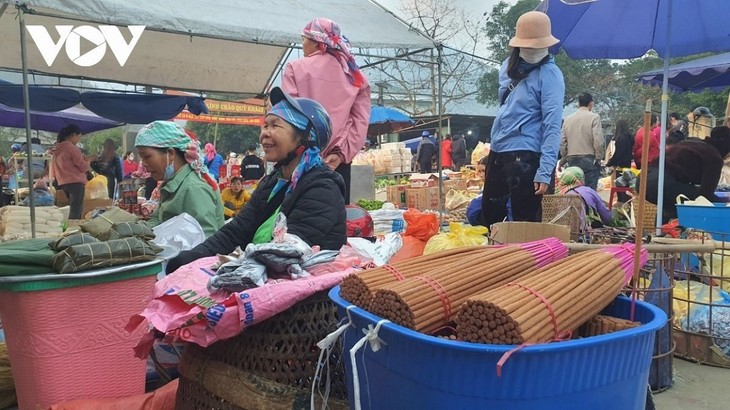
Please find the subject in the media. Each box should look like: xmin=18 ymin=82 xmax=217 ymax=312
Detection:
xmin=437 ymin=44 xmax=444 ymax=228
xmin=18 ymin=4 xmax=36 ymax=238
xmin=359 ymin=47 xmax=436 ymax=70
xmin=656 ymin=0 xmax=674 ymax=229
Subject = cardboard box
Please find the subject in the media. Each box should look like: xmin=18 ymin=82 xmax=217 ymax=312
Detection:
xmin=406 ymin=186 xmax=439 ymax=210
xmin=56 ymin=191 xmax=113 ymax=217
xmin=386 ymin=185 xmax=408 ymax=208
xmin=443 ymin=178 xmax=468 ymax=191
xmin=83 ymin=198 xmax=113 ymax=217
xmin=489 ymin=222 xmax=570 ymax=244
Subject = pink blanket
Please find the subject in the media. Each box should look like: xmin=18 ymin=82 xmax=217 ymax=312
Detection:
xmin=128 ymin=256 xmax=354 ymax=354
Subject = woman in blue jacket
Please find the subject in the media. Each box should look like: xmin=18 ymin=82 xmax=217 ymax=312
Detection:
xmin=480 ymin=11 xmax=565 ymax=227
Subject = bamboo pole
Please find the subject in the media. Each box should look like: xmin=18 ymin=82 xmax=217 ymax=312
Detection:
xmin=632 ymin=100 xmax=653 ymax=321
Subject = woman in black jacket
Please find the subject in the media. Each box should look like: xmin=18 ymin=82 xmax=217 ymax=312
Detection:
xmin=167 ymin=87 xmax=346 ymax=273
xmin=606 ymin=119 xmax=633 ymax=168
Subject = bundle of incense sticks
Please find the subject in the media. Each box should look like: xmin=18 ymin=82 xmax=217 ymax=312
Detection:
xmin=455 ymin=245 xmax=646 ymax=345
xmin=339 ymin=246 xmax=489 ymax=308
xmin=364 ymin=238 xmax=569 ymax=333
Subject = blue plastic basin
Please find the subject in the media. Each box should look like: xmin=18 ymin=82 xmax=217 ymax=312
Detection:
xmin=330 ymin=287 xmax=666 ymax=410
xmin=676 ymin=203 xmax=730 ymax=234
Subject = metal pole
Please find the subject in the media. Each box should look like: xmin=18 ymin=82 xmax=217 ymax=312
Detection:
xmin=18 ymin=6 xmax=36 ymax=238
xmin=437 ymin=45 xmax=444 ymax=228
xmin=656 ymin=0 xmax=673 ymax=228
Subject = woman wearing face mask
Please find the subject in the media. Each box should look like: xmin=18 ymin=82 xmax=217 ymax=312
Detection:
xmin=166 ymin=87 xmax=346 ymax=274
xmin=479 ymin=11 xmax=565 ymax=227
xmin=282 ymin=17 xmax=371 ymax=204
xmin=135 ymin=121 xmax=224 ymax=237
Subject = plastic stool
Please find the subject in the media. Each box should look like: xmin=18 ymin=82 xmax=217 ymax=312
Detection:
xmin=609 ymin=187 xmax=632 ymax=210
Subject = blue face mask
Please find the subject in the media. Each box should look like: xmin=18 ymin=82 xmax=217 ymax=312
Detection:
xmin=163 ymin=158 xmax=175 ymax=180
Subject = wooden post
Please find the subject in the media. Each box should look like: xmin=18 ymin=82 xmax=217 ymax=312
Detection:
xmin=631 ymin=100 xmax=653 ymax=321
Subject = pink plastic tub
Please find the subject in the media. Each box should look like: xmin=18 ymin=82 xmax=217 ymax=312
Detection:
xmin=0 ymin=260 xmax=160 ymax=409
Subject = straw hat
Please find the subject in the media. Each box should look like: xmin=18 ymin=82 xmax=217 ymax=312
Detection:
xmin=509 ymin=11 xmax=559 ymax=49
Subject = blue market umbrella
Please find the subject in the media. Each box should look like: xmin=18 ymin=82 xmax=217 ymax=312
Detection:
xmin=638 ymin=52 xmax=730 ymax=93
xmin=369 ymin=105 xmax=414 ymax=136
xmin=540 ymin=0 xmax=730 ymax=224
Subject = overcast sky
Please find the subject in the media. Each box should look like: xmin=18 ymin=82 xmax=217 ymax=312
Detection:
xmin=375 ymin=0 xmax=516 ymax=59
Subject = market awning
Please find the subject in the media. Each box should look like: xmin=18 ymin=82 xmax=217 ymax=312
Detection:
xmin=0 ymin=82 xmax=207 ymax=123
xmin=0 ymin=0 xmax=435 ymax=94
xmin=0 ymin=102 xmax=122 ymax=132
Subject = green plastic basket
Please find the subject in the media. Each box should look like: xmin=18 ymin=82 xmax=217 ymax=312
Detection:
xmin=0 ymin=261 xmax=162 ymax=292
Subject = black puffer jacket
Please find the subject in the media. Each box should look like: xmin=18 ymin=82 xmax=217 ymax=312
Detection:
xmin=166 ymin=166 xmax=347 ymax=273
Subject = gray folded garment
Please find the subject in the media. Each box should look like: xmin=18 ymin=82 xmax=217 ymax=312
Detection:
xmin=208 ymin=258 xmax=267 ymax=293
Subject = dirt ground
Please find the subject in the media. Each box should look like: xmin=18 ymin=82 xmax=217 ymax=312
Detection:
xmin=653 ymin=358 xmax=729 ymax=409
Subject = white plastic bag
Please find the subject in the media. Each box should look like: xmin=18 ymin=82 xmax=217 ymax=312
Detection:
xmin=347 ymin=232 xmax=403 ymax=266
xmin=152 ymin=213 xmax=206 ymax=252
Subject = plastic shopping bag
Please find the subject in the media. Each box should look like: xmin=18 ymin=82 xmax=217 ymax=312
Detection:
xmin=403 ymin=208 xmax=439 ymax=241
xmin=423 ymin=222 xmax=488 ymax=255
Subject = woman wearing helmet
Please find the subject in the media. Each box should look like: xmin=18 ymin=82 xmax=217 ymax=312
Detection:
xmin=166 ymin=87 xmax=347 ymax=274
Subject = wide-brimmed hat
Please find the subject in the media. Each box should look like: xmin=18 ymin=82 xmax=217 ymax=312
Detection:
xmin=509 ymin=11 xmax=559 ymax=49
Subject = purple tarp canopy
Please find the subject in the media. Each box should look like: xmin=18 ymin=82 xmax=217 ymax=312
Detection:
xmin=0 ymin=102 xmax=123 ymax=133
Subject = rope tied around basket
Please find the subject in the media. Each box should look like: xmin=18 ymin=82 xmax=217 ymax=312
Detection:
xmin=312 ymin=304 xmax=355 ymax=410
xmin=350 ymin=318 xmax=389 ymax=410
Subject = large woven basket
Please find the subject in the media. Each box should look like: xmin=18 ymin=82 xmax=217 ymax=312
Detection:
xmin=175 ymin=291 xmax=348 ymax=410
xmin=541 ymin=194 xmax=586 ymax=240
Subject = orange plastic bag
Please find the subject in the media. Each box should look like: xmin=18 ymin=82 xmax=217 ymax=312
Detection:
xmin=389 ymin=235 xmax=427 ymax=263
xmin=403 ymin=209 xmax=439 ymax=241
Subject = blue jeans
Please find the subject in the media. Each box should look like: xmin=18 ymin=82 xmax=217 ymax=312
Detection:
xmin=566 ymin=156 xmax=601 ymax=190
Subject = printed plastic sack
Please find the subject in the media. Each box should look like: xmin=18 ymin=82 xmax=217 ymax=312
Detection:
xmin=423 ymin=222 xmax=488 ymax=255
xmin=445 ymin=189 xmax=471 ymax=211
xmin=403 ymin=208 xmax=439 ymax=241
xmin=348 ymin=232 xmax=403 ymax=266
xmin=152 ymin=213 xmax=206 ymax=252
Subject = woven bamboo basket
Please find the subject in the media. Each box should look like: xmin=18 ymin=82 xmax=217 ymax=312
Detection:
xmin=541 ymin=194 xmax=586 ymax=240
xmin=175 ymin=291 xmax=348 ymax=410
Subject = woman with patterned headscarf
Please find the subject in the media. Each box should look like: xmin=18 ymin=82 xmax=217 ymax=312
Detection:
xmin=556 ymin=166 xmax=611 ymax=226
xmin=282 ymin=17 xmax=371 ymax=204
xmin=135 ymin=121 xmax=224 ymax=237
xmin=165 ymin=87 xmax=347 ymax=274
xmin=203 ymin=142 xmax=225 ymax=181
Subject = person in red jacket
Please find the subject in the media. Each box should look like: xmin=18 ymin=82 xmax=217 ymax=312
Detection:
xmin=633 ymin=114 xmax=661 ymax=168
xmin=441 ymin=134 xmax=453 ymax=170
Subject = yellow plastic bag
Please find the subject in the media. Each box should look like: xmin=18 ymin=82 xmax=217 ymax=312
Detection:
xmin=470 ymin=142 xmax=490 ymax=165
xmin=423 ymin=222 xmax=488 ymax=255
xmin=85 ymin=174 xmax=109 ymax=200
xmin=672 ymin=280 xmax=725 ymax=328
